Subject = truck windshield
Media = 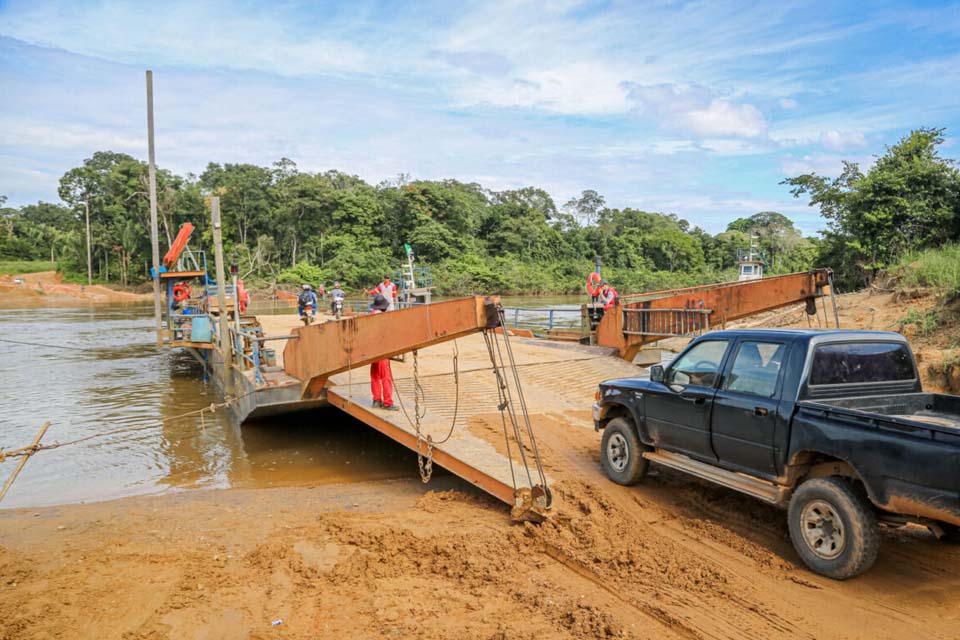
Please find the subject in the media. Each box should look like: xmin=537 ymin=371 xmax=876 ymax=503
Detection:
xmin=809 ymin=342 xmax=915 ymax=385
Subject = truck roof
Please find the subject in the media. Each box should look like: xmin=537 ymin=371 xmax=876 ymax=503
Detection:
xmin=698 ymin=328 xmax=908 ymax=345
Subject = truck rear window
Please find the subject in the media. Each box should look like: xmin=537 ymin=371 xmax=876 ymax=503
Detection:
xmin=809 ymin=342 xmax=915 ymax=385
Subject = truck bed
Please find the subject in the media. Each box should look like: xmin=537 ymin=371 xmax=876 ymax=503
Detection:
xmin=800 ymin=393 xmax=960 ymax=434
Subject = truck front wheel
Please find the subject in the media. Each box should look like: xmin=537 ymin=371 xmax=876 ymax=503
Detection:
xmin=600 ymin=417 xmax=649 ymax=486
xmin=788 ymin=477 xmax=879 ymax=580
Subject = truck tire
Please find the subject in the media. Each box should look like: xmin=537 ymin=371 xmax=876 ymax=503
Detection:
xmin=600 ymin=417 xmax=649 ymax=486
xmin=788 ymin=477 xmax=879 ymax=580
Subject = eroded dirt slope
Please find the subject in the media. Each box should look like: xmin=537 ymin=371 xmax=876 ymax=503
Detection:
xmin=0 ymin=271 xmax=150 ymax=308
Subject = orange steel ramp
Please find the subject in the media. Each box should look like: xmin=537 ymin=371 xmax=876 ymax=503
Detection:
xmin=598 ymin=269 xmax=835 ymax=361
xmin=284 ymin=296 xmax=501 ymax=398
xmin=324 ymin=335 xmax=643 ymax=517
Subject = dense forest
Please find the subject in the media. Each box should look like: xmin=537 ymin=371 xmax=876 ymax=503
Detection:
xmin=1 ymin=128 xmax=957 ymax=295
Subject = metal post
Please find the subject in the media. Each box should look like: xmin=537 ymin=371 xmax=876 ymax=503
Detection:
xmin=84 ymin=200 xmax=92 ymax=285
xmin=828 ymin=272 xmax=841 ymax=328
xmin=232 ymin=270 xmax=241 ymax=367
xmin=232 ymin=271 xmax=240 ymax=334
xmin=146 ymin=70 xmax=163 ymax=346
xmin=210 ymin=197 xmax=233 ymax=373
xmin=253 ymin=341 xmax=262 ymax=385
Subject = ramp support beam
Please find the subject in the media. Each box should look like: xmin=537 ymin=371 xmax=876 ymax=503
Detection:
xmin=284 ymin=296 xmax=501 ymax=398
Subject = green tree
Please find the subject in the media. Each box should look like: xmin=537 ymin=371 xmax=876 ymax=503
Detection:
xmin=563 ymin=189 xmax=604 ymax=225
xmin=726 ymin=211 xmax=812 ymax=273
xmin=200 ymin=163 xmax=274 ymax=246
xmin=785 ymin=128 xmax=960 ymax=284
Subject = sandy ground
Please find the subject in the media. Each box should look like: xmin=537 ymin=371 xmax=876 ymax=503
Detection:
xmin=0 ymin=271 xmax=151 ymax=308
xmin=1 ymin=288 xmax=959 ymax=639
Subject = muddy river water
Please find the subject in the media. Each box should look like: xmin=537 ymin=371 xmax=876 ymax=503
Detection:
xmin=0 ymin=297 xmax=581 ymax=509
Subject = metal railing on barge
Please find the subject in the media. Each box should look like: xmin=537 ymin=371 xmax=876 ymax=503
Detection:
xmin=621 ymin=307 xmax=712 ymax=338
xmin=501 ymin=306 xmax=585 ymax=336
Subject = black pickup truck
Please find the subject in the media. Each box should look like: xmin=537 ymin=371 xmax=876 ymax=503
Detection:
xmin=592 ymin=329 xmax=960 ymax=579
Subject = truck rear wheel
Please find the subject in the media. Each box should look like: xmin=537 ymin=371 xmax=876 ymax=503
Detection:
xmin=788 ymin=477 xmax=879 ymax=580
xmin=600 ymin=417 xmax=649 ymax=486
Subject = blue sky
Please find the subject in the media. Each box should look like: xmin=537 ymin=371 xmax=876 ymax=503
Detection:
xmin=1 ymin=0 xmax=958 ymax=234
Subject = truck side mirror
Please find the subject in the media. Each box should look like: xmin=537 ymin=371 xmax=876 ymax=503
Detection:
xmin=649 ymin=364 xmax=665 ymax=383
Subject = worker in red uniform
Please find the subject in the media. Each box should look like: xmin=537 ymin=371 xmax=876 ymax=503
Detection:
xmin=598 ymin=280 xmax=619 ymax=310
xmin=369 ymin=294 xmax=398 ymax=411
xmin=366 ymin=275 xmax=397 ymax=311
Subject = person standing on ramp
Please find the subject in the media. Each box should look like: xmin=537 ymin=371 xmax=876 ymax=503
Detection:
xmin=369 ymin=294 xmax=397 ymax=411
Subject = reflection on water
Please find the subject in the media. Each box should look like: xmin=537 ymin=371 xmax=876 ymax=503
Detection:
xmin=0 ymin=305 xmax=418 ymax=509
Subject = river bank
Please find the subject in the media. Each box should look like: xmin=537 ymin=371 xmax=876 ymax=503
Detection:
xmin=0 ymin=271 xmax=151 ymax=308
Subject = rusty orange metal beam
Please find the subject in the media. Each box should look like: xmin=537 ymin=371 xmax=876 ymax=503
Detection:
xmin=598 ymin=269 xmax=832 ymax=360
xmin=326 ymin=388 xmax=518 ymax=506
xmin=284 ymin=296 xmax=500 ymax=398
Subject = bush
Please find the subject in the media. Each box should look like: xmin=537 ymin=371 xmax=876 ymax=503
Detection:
xmin=277 ymin=262 xmax=328 ymax=288
xmin=433 ymin=254 xmax=507 ymax=295
xmin=0 ymin=260 xmax=55 ymax=275
xmin=895 ymin=244 xmax=960 ymax=297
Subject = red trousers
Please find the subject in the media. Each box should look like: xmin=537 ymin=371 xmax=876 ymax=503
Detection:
xmin=370 ymin=359 xmax=394 ymax=407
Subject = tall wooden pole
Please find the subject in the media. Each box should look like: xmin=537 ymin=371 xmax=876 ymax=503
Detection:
xmin=211 ymin=197 xmax=233 ymax=373
xmin=146 ymin=70 xmax=163 ymax=346
xmin=84 ymin=200 xmax=92 ymax=285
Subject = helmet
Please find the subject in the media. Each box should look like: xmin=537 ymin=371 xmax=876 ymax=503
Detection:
xmin=302 ymin=284 xmax=311 ymax=290
xmin=372 ymin=294 xmax=390 ymax=311
xmin=600 ymin=280 xmax=609 ymax=286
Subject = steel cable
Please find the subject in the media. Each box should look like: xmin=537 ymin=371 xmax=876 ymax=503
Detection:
xmin=0 ymin=389 xmax=258 ymax=462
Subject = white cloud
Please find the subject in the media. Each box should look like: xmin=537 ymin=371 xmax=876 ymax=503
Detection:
xmin=780 ymin=152 xmax=874 ymax=177
xmin=819 ymin=130 xmax=866 ymax=151
xmin=650 ymin=140 xmax=698 ymax=155
xmin=0 ymin=155 xmax=61 ymax=201
xmin=682 ymin=100 xmax=768 ymax=138
xmin=779 ymin=98 xmax=799 ymax=109
xmin=627 ymin=84 xmax=768 ymax=139
xmin=0 ymin=0 xmax=372 ymax=76
xmin=770 ymin=110 xmax=900 ymax=147
xmin=453 ymin=62 xmax=633 ymax=115
xmin=700 ymin=138 xmax=775 ymax=156
xmin=1 ymin=118 xmax=143 ymax=152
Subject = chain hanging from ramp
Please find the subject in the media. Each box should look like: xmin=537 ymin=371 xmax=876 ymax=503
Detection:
xmin=397 ymin=341 xmax=461 ymax=484
xmin=411 ymin=347 xmax=433 ymax=482
xmin=482 ymin=308 xmax=552 ymax=520
xmin=395 ymin=312 xmax=551 ymax=520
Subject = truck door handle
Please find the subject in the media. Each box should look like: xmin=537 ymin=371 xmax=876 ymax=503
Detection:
xmin=754 ymin=407 xmax=768 ymax=416
xmin=682 ymin=395 xmax=706 ymax=405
